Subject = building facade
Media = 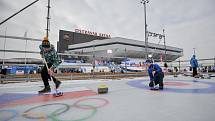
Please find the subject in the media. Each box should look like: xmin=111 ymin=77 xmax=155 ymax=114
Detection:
xmin=57 ymin=29 xmax=111 ymax=53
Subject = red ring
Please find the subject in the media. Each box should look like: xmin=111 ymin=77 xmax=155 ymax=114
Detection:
xmin=164 ymin=82 xmax=190 ymax=86
xmin=73 ymin=98 xmax=109 ymax=110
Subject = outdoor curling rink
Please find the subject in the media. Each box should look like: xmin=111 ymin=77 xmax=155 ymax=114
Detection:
xmin=1 ymin=75 xmax=215 ymax=121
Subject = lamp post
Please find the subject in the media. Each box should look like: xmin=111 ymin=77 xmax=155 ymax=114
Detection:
xmin=3 ymin=27 xmax=7 ymax=66
xmin=46 ymin=0 xmax=51 ymax=38
xmin=140 ymin=0 xmax=149 ymax=60
xmin=163 ymin=29 xmax=168 ymax=68
xmin=93 ymin=44 xmax=95 ymax=72
xmin=24 ymin=31 xmax=28 ymax=66
xmin=107 ymin=49 xmax=113 ymax=64
xmin=163 ymin=29 xmax=167 ymax=62
xmin=125 ymin=48 xmax=127 ymax=73
xmin=193 ymin=48 xmax=196 ymax=55
xmin=107 ymin=49 xmax=112 ymax=74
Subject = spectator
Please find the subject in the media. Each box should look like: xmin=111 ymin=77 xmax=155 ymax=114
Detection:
xmin=190 ymin=55 xmax=198 ymax=77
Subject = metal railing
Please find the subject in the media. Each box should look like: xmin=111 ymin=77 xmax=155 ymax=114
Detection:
xmin=0 ymin=72 xmax=149 ymax=83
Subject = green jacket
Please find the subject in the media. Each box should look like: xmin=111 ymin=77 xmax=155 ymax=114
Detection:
xmin=39 ymin=44 xmax=62 ymax=69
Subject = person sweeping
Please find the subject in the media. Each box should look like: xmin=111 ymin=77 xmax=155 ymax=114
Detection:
xmin=38 ymin=36 xmax=62 ymax=94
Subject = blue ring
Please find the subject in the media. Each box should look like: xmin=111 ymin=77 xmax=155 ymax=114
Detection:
xmin=127 ymin=79 xmax=215 ymax=94
xmin=0 ymin=109 xmax=18 ymax=121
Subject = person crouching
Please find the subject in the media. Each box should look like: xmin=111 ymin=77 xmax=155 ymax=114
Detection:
xmin=145 ymin=59 xmax=164 ymax=90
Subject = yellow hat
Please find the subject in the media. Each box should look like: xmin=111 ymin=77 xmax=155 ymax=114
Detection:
xmin=43 ymin=36 xmax=48 ymax=41
xmin=42 ymin=36 xmax=50 ymax=48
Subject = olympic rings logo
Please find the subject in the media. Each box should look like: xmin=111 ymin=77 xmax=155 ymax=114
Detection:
xmin=23 ymin=103 xmax=70 ymax=119
xmin=0 ymin=109 xmax=18 ymax=121
xmin=0 ymin=98 xmax=109 ymax=121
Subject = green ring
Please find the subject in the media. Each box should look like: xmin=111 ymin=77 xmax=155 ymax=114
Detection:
xmin=23 ymin=103 xmax=70 ymax=119
xmin=49 ymin=104 xmax=97 ymax=121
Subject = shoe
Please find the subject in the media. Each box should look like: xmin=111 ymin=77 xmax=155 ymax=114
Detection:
xmin=38 ymin=86 xmax=51 ymax=94
xmin=159 ymin=86 xmax=163 ymax=90
xmin=159 ymin=83 xmax=164 ymax=90
xmin=53 ymin=91 xmax=63 ymax=97
xmin=55 ymin=80 xmax=61 ymax=89
xmin=150 ymin=87 xmax=155 ymax=90
xmin=150 ymin=87 xmax=159 ymax=90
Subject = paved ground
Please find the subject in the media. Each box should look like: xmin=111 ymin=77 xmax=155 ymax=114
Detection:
xmin=0 ymin=75 xmax=215 ymax=121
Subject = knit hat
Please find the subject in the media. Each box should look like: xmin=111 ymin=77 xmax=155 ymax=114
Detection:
xmin=192 ymin=55 xmax=196 ymax=58
xmin=42 ymin=36 xmax=50 ymax=48
xmin=145 ymin=59 xmax=153 ymax=64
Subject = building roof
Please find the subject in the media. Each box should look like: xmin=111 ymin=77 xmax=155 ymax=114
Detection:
xmin=68 ymin=37 xmax=183 ymax=62
xmin=0 ymin=58 xmax=43 ymax=65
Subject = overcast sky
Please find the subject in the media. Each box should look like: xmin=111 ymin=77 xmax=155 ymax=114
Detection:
xmin=0 ymin=0 xmax=215 ymax=60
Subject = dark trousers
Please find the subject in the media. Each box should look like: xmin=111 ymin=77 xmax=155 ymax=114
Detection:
xmin=192 ymin=67 xmax=197 ymax=77
xmin=149 ymin=72 xmax=164 ymax=87
xmin=41 ymin=63 xmax=59 ymax=87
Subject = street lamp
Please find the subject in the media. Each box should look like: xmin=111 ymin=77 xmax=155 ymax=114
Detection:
xmin=140 ymin=0 xmax=149 ymax=60
xmin=163 ymin=29 xmax=168 ymax=68
xmin=107 ymin=49 xmax=113 ymax=73
xmin=193 ymin=48 xmax=196 ymax=55
xmin=46 ymin=0 xmax=51 ymax=38
xmin=163 ymin=29 xmax=167 ymax=62
xmin=107 ymin=49 xmax=112 ymax=64
xmin=124 ymin=48 xmax=127 ymax=73
xmin=3 ymin=27 xmax=7 ymax=66
xmin=93 ymin=44 xmax=95 ymax=72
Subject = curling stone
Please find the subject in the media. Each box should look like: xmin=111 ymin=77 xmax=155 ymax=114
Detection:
xmin=174 ymin=74 xmax=178 ymax=77
xmin=98 ymin=84 xmax=108 ymax=94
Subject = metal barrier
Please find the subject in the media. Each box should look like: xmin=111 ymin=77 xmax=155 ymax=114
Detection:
xmin=0 ymin=72 xmax=150 ymax=83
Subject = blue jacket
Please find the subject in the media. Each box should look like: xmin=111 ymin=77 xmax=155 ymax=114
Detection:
xmin=148 ymin=64 xmax=162 ymax=81
xmin=190 ymin=57 xmax=198 ymax=68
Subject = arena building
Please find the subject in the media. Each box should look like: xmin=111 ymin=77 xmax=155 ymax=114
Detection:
xmin=68 ymin=37 xmax=183 ymax=63
xmin=58 ymin=29 xmax=183 ymax=63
